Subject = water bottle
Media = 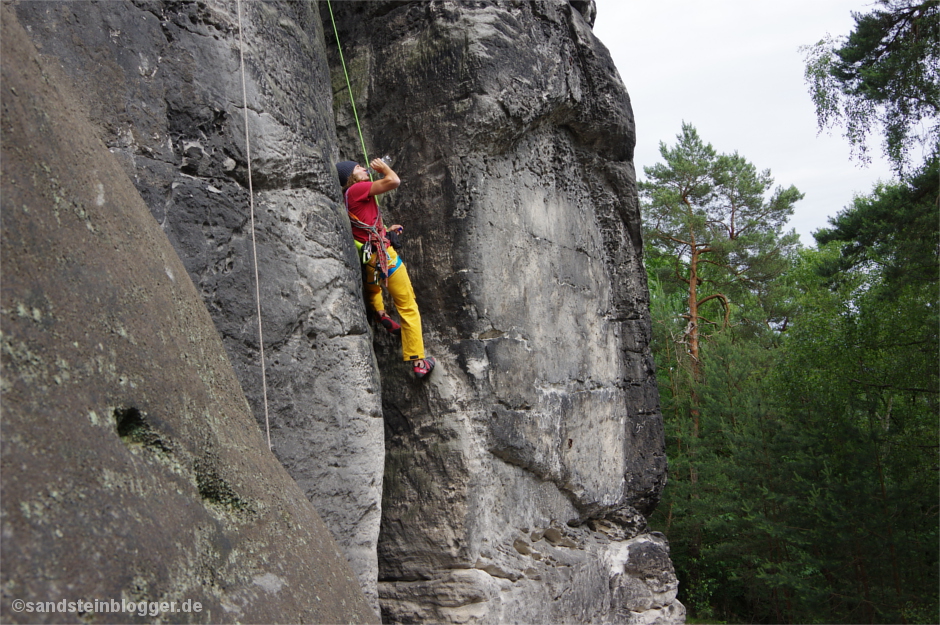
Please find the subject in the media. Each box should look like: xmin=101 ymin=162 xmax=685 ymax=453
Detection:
xmin=367 ymin=155 xmax=393 ymax=178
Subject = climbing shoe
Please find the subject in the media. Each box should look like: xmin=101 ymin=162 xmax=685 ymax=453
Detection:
xmin=413 ymin=357 xmax=436 ymax=379
xmin=374 ymin=311 xmax=401 ymax=335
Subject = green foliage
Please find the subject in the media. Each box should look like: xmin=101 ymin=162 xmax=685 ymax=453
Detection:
xmin=816 ymin=155 xmax=939 ymax=292
xmin=802 ymin=0 xmax=940 ymax=173
xmin=649 ymin=6 xmax=940 ymax=617
xmin=769 ymin=243 xmax=939 ymax=623
xmin=646 ymin=170 xmax=939 ymax=623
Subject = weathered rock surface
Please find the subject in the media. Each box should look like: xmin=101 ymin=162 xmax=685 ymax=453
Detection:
xmin=0 ymin=6 xmax=377 ymax=623
xmin=8 ymin=0 xmax=685 ymax=622
xmin=326 ymin=1 xmax=684 ymax=622
xmin=11 ymin=0 xmax=386 ymax=612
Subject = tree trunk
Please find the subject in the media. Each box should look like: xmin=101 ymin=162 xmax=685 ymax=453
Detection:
xmin=687 ymin=245 xmax=702 ymax=436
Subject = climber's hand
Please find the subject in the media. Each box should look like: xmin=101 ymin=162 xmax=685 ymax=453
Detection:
xmin=370 ymin=158 xmax=391 ymax=174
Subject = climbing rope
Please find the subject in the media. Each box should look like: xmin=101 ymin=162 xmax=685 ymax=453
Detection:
xmin=226 ymin=2 xmax=382 ymax=453
xmin=236 ymin=0 xmax=272 ymax=451
xmin=326 ymin=0 xmax=374 ymax=185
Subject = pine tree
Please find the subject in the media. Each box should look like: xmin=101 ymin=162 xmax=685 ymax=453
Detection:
xmin=640 ymin=123 xmax=801 ymax=432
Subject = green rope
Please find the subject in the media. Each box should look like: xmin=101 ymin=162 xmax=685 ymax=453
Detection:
xmin=326 ymin=0 xmax=373 ymax=183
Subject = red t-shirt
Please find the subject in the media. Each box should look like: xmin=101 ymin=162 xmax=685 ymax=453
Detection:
xmin=344 ymin=181 xmax=382 ymax=243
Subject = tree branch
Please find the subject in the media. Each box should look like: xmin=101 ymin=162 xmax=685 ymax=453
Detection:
xmin=697 ymin=292 xmax=732 ymax=329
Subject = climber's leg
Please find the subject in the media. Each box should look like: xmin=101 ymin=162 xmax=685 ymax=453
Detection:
xmin=363 ymin=275 xmax=385 ymax=316
xmin=385 ymin=259 xmax=424 ymax=362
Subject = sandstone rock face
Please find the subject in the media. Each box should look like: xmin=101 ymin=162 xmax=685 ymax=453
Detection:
xmin=325 ymin=1 xmax=684 ymax=622
xmin=0 ymin=7 xmax=377 ymax=623
xmin=10 ymin=0 xmax=685 ymax=622
xmin=12 ymin=0 xmax=386 ymax=612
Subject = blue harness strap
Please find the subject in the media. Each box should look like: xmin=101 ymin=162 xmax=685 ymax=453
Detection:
xmin=386 ymin=253 xmax=403 ymax=277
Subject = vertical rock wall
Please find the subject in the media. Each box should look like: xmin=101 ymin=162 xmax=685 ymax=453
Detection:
xmin=12 ymin=0 xmax=386 ymax=613
xmin=9 ymin=0 xmax=685 ymax=622
xmin=325 ymin=1 xmax=684 ymax=623
xmin=0 ymin=6 xmax=377 ymax=623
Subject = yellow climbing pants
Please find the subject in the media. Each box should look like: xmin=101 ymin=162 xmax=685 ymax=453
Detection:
xmin=364 ymin=245 xmax=425 ymax=362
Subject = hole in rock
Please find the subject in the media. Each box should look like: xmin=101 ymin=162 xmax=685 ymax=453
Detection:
xmin=115 ymin=406 xmax=147 ymax=440
xmin=113 ymin=406 xmax=170 ymax=453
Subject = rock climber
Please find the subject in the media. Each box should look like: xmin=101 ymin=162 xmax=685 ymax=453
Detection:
xmin=335 ymin=158 xmax=436 ymax=378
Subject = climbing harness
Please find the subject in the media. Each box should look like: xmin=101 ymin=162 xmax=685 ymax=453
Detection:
xmin=345 ymin=187 xmax=403 ymax=286
xmin=236 ymin=0 xmax=272 ymax=450
xmin=347 ymin=192 xmax=390 ymax=277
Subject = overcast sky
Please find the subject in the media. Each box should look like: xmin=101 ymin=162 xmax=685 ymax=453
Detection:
xmin=592 ymin=0 xmax=896 ymax=245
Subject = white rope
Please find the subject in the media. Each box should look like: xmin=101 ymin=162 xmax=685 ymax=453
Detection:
xmin=236 ymin=0 xmax=272 ymax=450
